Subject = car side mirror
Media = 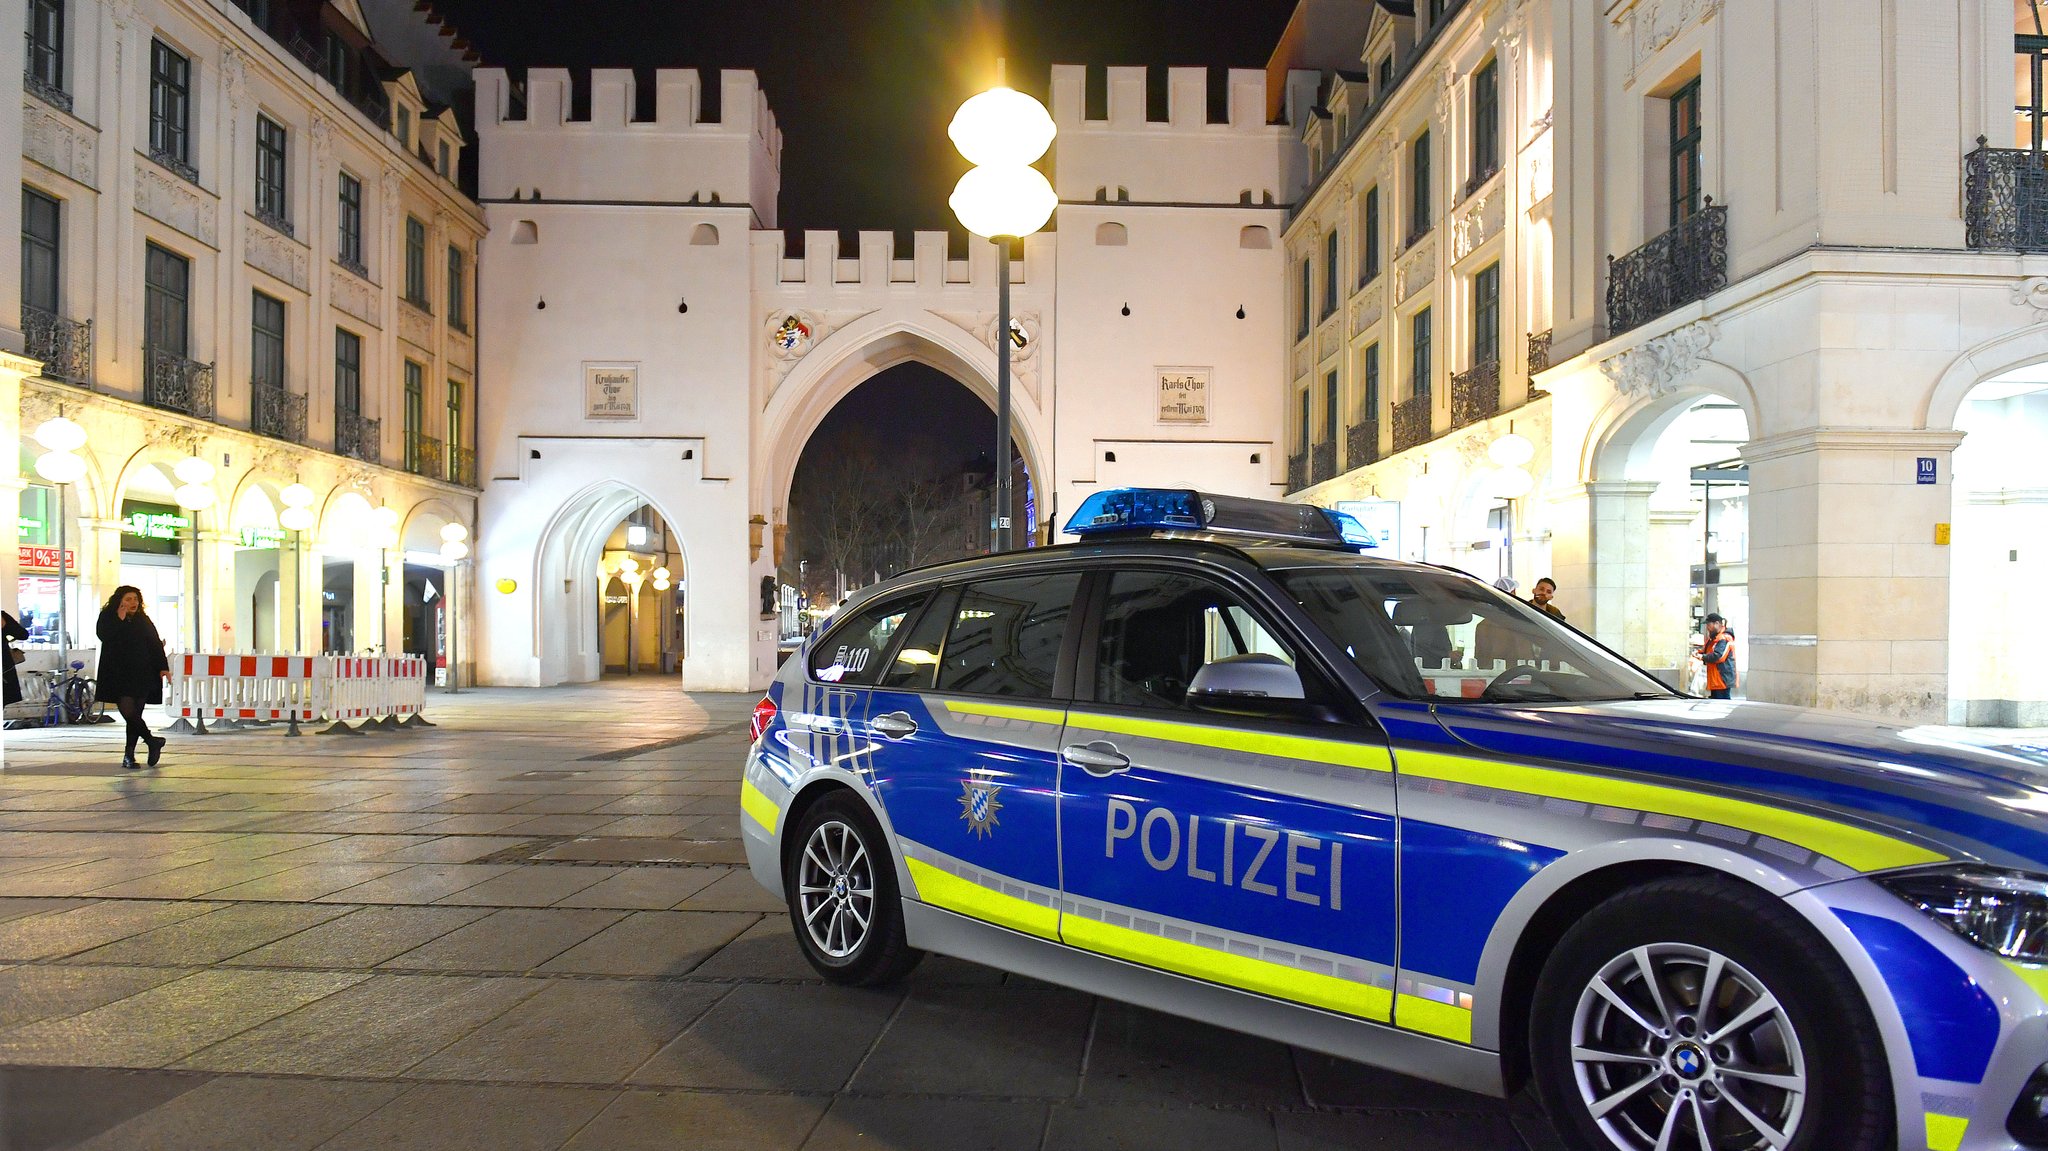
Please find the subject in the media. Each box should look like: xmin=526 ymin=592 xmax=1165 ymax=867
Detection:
xmin=1187 ymin=653 xmax=1311 ymax=720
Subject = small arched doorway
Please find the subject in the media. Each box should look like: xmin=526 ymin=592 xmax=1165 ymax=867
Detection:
xmin=530 ymin=483 xmax=689 ymax=685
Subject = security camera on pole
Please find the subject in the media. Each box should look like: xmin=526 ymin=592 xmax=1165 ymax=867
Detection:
xmin=947 ymin=69 xmax=1056 ymax=552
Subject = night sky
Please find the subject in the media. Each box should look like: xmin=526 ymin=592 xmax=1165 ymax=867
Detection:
xmin=430 ymin=1 xmax=1300 ymax=564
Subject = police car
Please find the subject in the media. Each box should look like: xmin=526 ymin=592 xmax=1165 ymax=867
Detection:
xmin=742 ymin=487 xmax=2048 ymax=1151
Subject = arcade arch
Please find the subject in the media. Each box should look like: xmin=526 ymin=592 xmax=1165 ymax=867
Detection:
xmin=1948 ymin=361 xmax=2048 ymax=724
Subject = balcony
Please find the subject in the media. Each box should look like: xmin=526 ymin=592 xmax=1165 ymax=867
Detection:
xmin=335 ymin=411 xmax=381 ymax=465
xmin=1392 ymin=394 xmax=1432 ymax=454
xmin=1287 ymin=451 xmax=1309 ymax=493
xmin=24 ymin=70 xmax=71 ymax=114
xmin=1965 ymin=140 xmax=2048 ymax=250
xmin=252 ymin=382 xmax=306 ymax=444
xmin=1312 ymin=440 xmax=1337 ymax=485
xmin=23 ymin=307 xmax=91 ymax=385
xmin=1605 ymin=198 xmax=1728 ymax=337
xmin=405 ymin=432 xmax=444 ymax=479
xmin=1450 ymin=359 xmax=1500 ymax=430
xmin=254 ymin=205 xmax=294 ymax=240
xmin=1347 ymin=419 xmax=1380 ymax=470
xmin=143 ymin=346 xmax=215 ymax=420
xmin=450 ymin=446 xmax=478 ymax=489
xmin=148 ymin=148 xmax=200 ymax=187
xmin=1527 ymin=330 xmax=1552 ymax=400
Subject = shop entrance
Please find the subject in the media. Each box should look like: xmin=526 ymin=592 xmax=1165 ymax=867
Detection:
xmin=1948 ymin=364 xmax=2048 ymax=724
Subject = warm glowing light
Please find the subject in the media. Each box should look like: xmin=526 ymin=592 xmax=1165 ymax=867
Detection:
xmin=617 ymin=555 xmax=639 ymax=575
xmin=1493 ymin=466 xmax=1535 ymax=499
xmin=949 ymin=164 xmax=1056 ymax=239
xmin=173 ymin=482 xmax=216 ymax=511
xmin=280 ymin=482 xmax=317 ymax=508
xmin=652 ymin=567 xmax=670 ymax=581
xmin=173 ymin=456 xmax=216 ymax=485
xmin=440 ymin=522 xmax=469 ymax=543
xmin=372 ymin=505 xmax=400 ymax=529
xmin=439 ymin=539 xmax=469 ymax=562
xmin=626 ymin=524 xmax=649 ymax=547
xmin=652 ymin=577 xmax=671 ymax=591
xmin=33 ymin=416 xmax=86 ymax=453
xmin=33 ymin=450 xmax=85 ymax=484
xmin=1488 ymin=432 xmax=1535 ymax=468
xmin=948 ymin=87 xmax=1056 ymax=167
xmin=279 ymin=506 xmax=315 ymax=532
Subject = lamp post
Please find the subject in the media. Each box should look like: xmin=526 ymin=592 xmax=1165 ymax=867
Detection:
xmin=439 ymin=522 xmax=468 ymax=693
xmin=371 ymin=505 xmax=399 ymax=655
xmin=278 ymin=483 xmax=318 ymax=652
xmin=172 ymin=456 xmax=217 ymax=655
xmin=947 ymin=74 xmax=1056 ymax=552
xmin=31 ymin=416 xmax=88 ymax=673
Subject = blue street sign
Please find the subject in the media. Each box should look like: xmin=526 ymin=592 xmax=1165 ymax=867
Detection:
xmin=1916 ymin=457 xmax=1937 ymax=485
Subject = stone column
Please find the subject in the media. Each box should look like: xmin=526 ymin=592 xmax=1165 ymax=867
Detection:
xmin=1742 ymin=429 xmax=1964 ymax=721
xmin=198 ymin=527 xmax=237 ymax=652
xmin=1546 ymin=480 xmax=1659 ymax=663
xmin=0 ymin=355 xmax=31 ymax=613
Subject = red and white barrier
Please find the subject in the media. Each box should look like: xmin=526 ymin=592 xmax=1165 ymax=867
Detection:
xmin=165 ymin=652 xmax=435 ymax=734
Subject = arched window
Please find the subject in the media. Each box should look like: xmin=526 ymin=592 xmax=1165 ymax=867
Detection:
xmin=690 ymin=223 xmax=719 ymax=246
xmin=1095 ymin=222 xmax=1128 ymax=247
xmin=1239 ymin=225 xmax=1272 ymax=250
xmin=512 ymin=220 xmax=539 ymax=245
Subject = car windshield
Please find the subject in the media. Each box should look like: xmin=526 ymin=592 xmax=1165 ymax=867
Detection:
xmin=1270 ymin=562 xmax=1676 ymax=704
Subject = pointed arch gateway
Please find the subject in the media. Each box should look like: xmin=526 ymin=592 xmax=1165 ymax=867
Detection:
xmin=530 ymin=480 xmax=691 ymax=687
xmin=757 ymin=310 xmax=1053 ymax=543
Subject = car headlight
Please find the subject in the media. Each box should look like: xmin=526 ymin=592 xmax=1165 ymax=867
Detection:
xmin=1877 ymin=866 xmax=2048 ymax=963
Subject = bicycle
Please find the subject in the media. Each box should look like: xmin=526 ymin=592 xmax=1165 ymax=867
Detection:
xmin=40 ymin=660 xmax=97 ymax=727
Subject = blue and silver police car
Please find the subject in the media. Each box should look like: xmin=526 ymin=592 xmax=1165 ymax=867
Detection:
xmin=742 ymin=488 xmax=2048 ymax=1151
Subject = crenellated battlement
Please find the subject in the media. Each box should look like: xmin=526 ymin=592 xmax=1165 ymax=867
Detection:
xmin=474 ymin=68 xmax=783 ymax=224
xmin=749 ymin=230 xmax=1051 ymax=293
xmin=1050 ymin=65 xmax=1284 ymax=133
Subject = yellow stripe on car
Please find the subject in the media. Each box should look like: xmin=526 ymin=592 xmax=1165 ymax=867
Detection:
xmin=1925 ymin=1112 xmax=1969 ymax=1151
xmin=1394 ymin=993 xmax=1474 ymax=1044
xmin=905 ymin=858 xmax=1061 ymax=941
xmin=1397 ymin=750 xmax=1945 ymax=874
xmin=739 ymin=779 xmax=781 ymax=834
xmin=1067 ymin=712 xmax=1394 ymax=773
xmin=1062 ymin=914 xmax=1394 ymax=1022
xmin=2006 ymin=959 xmax=2048 ymax=1004
xmin=944 ymin=700 xmax=1067 ymax=726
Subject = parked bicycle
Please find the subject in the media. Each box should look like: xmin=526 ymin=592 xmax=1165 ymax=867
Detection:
xmin=40 ymin=660 xmax=97 ymax=726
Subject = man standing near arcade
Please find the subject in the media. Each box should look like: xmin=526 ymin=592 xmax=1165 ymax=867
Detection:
xmin=1699 ymin=612 xmax=1738 ymax=700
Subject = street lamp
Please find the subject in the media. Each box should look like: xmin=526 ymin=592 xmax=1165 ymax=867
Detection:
xmin=371 ymin=505 xmax=399 ymax=654
xmin=948 ymin=74 xmax=1056 ymax=552
xmin=172 ymin=455 xmax=217 ymax=655
xmin=439 ymin=522 xmax=468 ymax=693
xmin=278 ymin=483 xmax=317 ymax=652
xmin=32 ymin=416 xmax=87 ymax=672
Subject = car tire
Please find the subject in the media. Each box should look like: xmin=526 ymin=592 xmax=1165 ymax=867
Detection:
xmin=1529 ymin=875 xmax=1891 ymax=1151
xmin=783 ymin=789 xmax=923 ymax=986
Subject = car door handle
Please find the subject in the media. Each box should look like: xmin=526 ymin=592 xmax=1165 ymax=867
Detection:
xmin=1063 ymin=741 xmax=1131 ymax=776
xmin=871 ymin=712 xmax=918 ymax=739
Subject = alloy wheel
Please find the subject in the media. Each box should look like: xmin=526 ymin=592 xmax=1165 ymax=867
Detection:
xmin=795 ymin=818 xmax=875 ymax=959
xmin=1570 ymin=943 xmax=1808 ymax=1151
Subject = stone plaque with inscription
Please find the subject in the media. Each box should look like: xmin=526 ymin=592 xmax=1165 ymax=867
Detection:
xmin=1156 ymin=367 xmax=1211 ymax=424
xmin=585 ymin=363 xmax=639 ymax=421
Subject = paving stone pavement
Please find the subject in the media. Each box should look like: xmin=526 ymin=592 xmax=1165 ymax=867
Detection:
xmin=0 ymin=681 xmax=1569 ymax=1150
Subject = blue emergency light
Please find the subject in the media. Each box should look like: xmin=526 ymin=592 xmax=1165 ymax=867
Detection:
xmin=1063 ymin=488 xmax=1375 ymax=550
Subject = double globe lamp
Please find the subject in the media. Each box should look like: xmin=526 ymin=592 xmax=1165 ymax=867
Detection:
xmin=31 ymin=416 xmax=88 ymax=666
xmin=948 ymin=80 xmax=1056 ymax=553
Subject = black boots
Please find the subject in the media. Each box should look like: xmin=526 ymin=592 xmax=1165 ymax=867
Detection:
xmin=146 ymin=736 xmax=166 ymax=767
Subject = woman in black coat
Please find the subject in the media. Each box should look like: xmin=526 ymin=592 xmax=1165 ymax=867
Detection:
xmin=2 ymin=611 xmax=25 ymax=706
xmin=96 ymin=586 xmax=169 ymax=769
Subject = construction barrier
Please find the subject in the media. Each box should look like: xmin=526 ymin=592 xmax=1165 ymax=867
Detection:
xmin=165 ymin=652 xmax=434 ymax=735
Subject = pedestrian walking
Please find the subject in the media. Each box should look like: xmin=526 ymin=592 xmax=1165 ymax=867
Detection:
xmin=1531 ymin=577 xmax=1567 ymax=622
xmin=1698 ymin=612 xmax=1738 ymax=700
xmin=95 ymin=586 xmax=169 ymax=769
xmin=3 ymin=611 xmax=25 ymax=706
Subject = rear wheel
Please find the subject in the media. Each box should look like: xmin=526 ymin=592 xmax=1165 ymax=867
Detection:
xmin=784 ymin=790 xmax=922 ymax=986
xmin=1530 ymin=876 xmax=1891 ymax=1151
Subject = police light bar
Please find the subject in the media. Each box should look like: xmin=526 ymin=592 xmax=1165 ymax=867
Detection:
xmin=1063 ymin=488 xmax=1375 ymax=550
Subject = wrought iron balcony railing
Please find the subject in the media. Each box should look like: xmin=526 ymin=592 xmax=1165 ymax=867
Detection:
xmin=254 ymin=206 xmax=294 ymax=239
xmin=335 ymin=411 xmax=380 ymax=464
xmin=143 ymin=346 xmax=214 ymax=419
xmin=405 ymin=432 xmax=444 ymax=479
xmin=1287 ymin=451 xmax=1309 ymax=493
xmin=1965 ymin=140 xmax=2048 ymax=251
xmin=1312 ymin=440 xmax=1337 ymax=485
xmin=23 ymin=307 xmax=90 ymax=385
xmin=1451 ymin=358 xmax=1501 ymax=430
xmin=25 ymin=70 xmax=71 ymax=114
xmin=1606 ymin=198 xmax=1728 ymax=337
xmin=1392 ymin=394 xmax=1432 ymax=454
xmin=1347 ymin=419 xmax=1380 ymax=470
xmin=450 ymin=446 xmax=478 ymax=488
xmin=148 ymin=148 xmax=200 ymax=186
xmin=1528 ymin=329 xmax=1552 ymax=375
xmin=252 ymin=382 xmax=306 ymax=444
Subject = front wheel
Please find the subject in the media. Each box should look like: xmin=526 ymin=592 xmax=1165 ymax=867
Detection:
xmin=783 ymin=790 xmax=922 ymax=986
xmin=1529 ymin=876 xmax=1892 ymax=1151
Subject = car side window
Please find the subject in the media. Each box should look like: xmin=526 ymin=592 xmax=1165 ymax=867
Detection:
xmin=809 ymin=593 xmax=926 ymax=686
xmin=1094 ymin=570 xmax=1300 ymax=711
xmin=934 ymin=572 xmax=1080 ymax=698
xmin=877 ymin=589 xmax=956 ymax=692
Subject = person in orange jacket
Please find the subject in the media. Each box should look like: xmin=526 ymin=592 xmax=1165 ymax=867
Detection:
xmin=1698 ymin=613 xmax=1737 ymax=699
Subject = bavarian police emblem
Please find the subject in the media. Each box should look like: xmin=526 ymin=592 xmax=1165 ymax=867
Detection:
xmin=958 ymin=775 xmax=1003 ymax=838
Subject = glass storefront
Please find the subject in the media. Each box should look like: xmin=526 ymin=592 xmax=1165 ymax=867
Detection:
xmin=322 ymin=557 xmax=354 ymax=653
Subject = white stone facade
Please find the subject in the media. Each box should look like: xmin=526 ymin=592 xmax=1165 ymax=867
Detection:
xmin=7 ymin=0 xmax=482 ymax=670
